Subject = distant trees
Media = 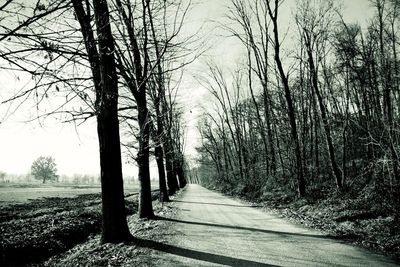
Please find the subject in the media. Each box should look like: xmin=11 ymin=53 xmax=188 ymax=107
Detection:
xmin=0 ymin=171 xmax=6 ymax=182
xmin=31 ymin=156 xmax=58 ymax=183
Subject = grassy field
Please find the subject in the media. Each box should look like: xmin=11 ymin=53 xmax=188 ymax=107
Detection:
xmin=0 ymin=182 xmax=158 ymax=205
xmin=0 ymin=182 xmax=160 ymax=266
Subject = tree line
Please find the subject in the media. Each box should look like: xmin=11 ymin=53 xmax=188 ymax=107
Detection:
xmin=0 ymin=0 xmax=190 ymax=243
xmin=196 ymin=0 xmax=400 ymax=214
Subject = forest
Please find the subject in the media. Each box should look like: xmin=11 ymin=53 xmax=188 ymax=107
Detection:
xmin=197 ymin=0 xmax=400 ymax=217
xmin=1 ymin=0 xmax=400 ymax=266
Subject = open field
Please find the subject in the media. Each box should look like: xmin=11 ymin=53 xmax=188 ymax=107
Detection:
xmin=0 ymin=182 xmax=158 ymax=205
xmin=0 ymin=182 xmax=160 ymax=266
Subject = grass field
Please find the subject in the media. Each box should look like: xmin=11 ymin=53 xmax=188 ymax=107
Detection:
xmin=0 ymin=182 xmax=158 ymax=205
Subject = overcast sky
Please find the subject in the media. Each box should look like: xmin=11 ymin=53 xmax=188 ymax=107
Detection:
xmin=0 ymin=0 xmax=374 ymax=177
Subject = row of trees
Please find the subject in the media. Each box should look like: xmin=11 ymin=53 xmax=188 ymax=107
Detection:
xmin=197 ymin=0 xmax=400 ymax=212
xmin=0 ymin=0 xmax=190 ymax=243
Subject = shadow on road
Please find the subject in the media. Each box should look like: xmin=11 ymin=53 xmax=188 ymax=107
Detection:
xmin=132 ymin=238 xmax=277 ymax=267
xmin=157 ymin=216 xmax=338 ymax=240
xmin=173 ymin=200 xmax=261 ymax=208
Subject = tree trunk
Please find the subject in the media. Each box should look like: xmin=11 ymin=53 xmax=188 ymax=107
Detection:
xmin=162 ymin=94 xmax=180 ymax=195
xmin=137 ymin=95 xmax=155 ymax=219
xmin=176 ymin=160 xmax=187 ymax=188
xmin=155 ymin=145 xmax=169 ymax=202
xmin=94 ymin=0 xmax=131 ymax=243
xmin=97 ymin=109 xmax=131 ymax=242
xmin=146 ymin=2 xmax=172 ymax=200
xmin=72 ymin=0 xmax=132 ymax=243
xmin=306 ymin=45 xmax=343 ymax=189
xmin=164 ymin=144 xmax=178 ymax=194
xmin=264 ymin=91 xmax=276 ymax=175
xmin=267 ymin=2 xmax=306 ymax=197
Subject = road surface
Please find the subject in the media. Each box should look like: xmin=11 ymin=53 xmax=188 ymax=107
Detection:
xmin=152 ymin=184 xmax=399 ymax=266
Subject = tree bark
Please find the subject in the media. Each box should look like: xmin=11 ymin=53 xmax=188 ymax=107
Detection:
xmin=162 ymin=94 xmax=180 ymax=195
xmin=266 ymin=0 xmax=306 ymax=197
xmin=137 ymin=94 xmax=155 ymax=218
xmin=72 ymin=0 xmax=132 ymax=243
xmin=155 ymin=145 xmax=170 ymax=202
xmin=175 ymin=159 xmax=187 ymax=188
xmin=306 ymin=43 xmax=343 ymax=189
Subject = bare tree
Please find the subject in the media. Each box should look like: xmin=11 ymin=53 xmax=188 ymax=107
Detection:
xmin=71 ymin=0 xmax=132 ymax=243
xmin=265 ymin=0 xmax=306 ymax=197
xmin=295 ymin=0 xmax=343 ymax=188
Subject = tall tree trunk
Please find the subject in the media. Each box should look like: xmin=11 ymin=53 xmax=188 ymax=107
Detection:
xmin=137 ymin=94 xmax=155 ymax=218
xmin=267 ymin=0 xmax=306 ymax=197
xmin=264 ymin=90 xmax=277 ymax=175
xmin=162 ymin=92 xmax=180 ymax=194
xmin=146 ymin=2 xmax=170 ymax=201
xmin=175 ymin=155 xmax=187 ymax=188
xmin=94 ymin=0 xmax=132 ymax=242
xmin=306 ymin=44 xmax=343 ymax=189
xmin=247 ymin=44 xmax=270 ymax=174
xmin=72 ymin=0 xmax=132 ymax=243
xmin=164 ymin=139 xmax=179 ymax=194
xmin=155 ymin=145 xmax=169 ymax=202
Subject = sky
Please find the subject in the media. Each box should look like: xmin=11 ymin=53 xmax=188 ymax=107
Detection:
xmin=0 ymin=0 xmax=375 ymax=177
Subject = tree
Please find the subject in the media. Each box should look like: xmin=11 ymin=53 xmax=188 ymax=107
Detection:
xmin=71 ymin=0 xmax=132 ymax=243
xmin=266 ymin=0 xmax=306 ymax=197
xmin=31 ymin=156 xmax=58 ymax=183
xmin=0 ymin=171 xmax=6 ymax=182
xmin=111 ymin=0 xmax=192 ymax=216
xmin=295 ymin=0 xmax=343 ymax=189
xmin=0 ymin=0 xmax=133 ymax=244
xmin=227 ymin=0 xmax=277 ymax=177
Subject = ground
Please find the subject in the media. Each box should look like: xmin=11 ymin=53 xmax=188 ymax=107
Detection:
xmin=1 ymin=183 xmax=399 ymax=266
xmin=0 ymin=182 xmax=158 ymax=266
xmin=147 ymin=184 xmax=399 ymax=266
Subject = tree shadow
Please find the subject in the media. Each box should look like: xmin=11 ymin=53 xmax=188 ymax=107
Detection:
xmin=156 ymin=216 xmax=338 ymax=240
xmin=132 ymin=238 xmax=278 ymax=266
xmin=173 ymin=200 xmax=261 ymax=208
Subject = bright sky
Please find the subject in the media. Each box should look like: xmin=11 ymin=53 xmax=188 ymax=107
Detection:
xmin=0 ymin=0 xmax=374 ymax=176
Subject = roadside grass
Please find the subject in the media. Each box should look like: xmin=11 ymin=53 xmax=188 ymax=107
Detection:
xmin=0 ymin=190 xmax=160 ymax=266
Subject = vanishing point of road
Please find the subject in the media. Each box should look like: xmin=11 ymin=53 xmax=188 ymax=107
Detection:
xmin=153 ymin=184 xmax=399 ymax=266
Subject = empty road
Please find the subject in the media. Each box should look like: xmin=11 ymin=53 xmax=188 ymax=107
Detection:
xmin=152 ymin=184 xmax=399 ymax=266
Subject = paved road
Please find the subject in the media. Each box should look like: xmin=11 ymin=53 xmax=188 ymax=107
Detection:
xmin=153 ymin=184 xmax=399 ymax=266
